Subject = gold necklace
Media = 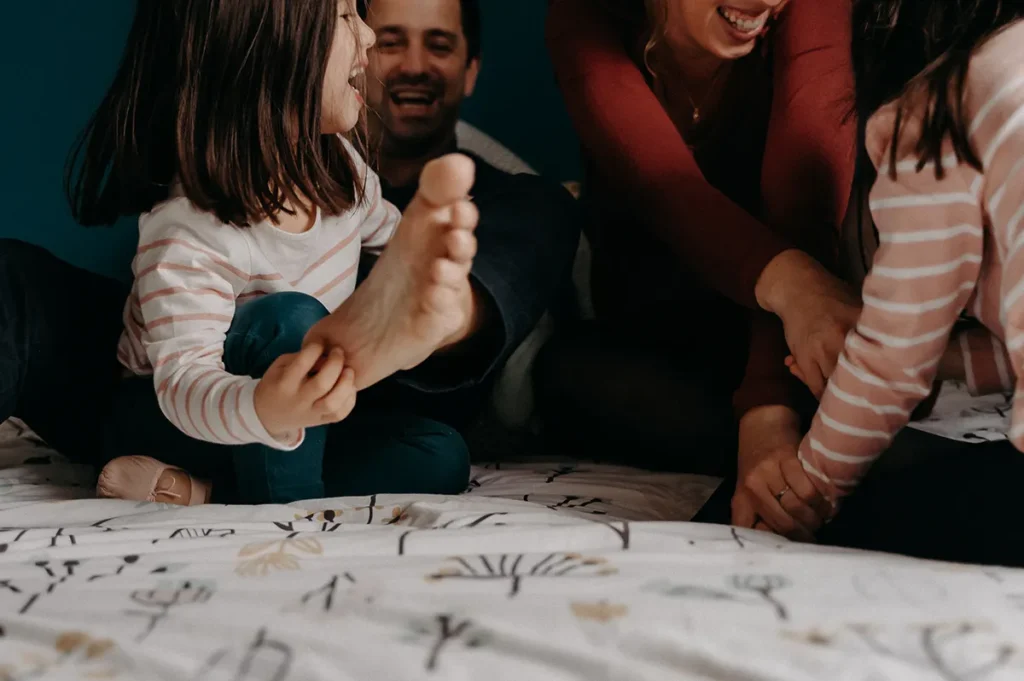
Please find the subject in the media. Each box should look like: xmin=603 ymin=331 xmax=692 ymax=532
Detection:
xmin=649 ymin=42 xmax=730 ymax=126
xmin=684 ymin=63 xmax=728 ymax=124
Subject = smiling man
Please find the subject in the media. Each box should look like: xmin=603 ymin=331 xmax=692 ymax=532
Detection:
xmin=365 ymin=0 xmax=481 ymax=179
xmin=319 ymin=0 xmax=582 ymax=431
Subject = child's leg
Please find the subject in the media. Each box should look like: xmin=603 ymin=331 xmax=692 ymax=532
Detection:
xmin=223 ymin=292 xmax=331 ymax=504
xmin=101 ymin=376 xmax=232 ymax=503
xmin=103 ymin=292 xmax=332 ymax=505
xmin=322 ymin=408 xmax=471 ymax=497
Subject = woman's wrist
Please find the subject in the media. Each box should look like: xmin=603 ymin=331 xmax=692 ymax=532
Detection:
xmin=738 ymin=405 xmax=802 ymax=460
xmin=754 ymin=249 xmax=813 ymax=315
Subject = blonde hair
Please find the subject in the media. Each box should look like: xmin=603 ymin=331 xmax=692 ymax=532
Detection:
xmin=642 ymin=0 xmax=668 ymax=78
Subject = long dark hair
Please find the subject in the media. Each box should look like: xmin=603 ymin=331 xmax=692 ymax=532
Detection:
xmin=66 ymin=0 xmax=366 ymax=228
xmin=853 ymin=0 xmax=1024 ymax=180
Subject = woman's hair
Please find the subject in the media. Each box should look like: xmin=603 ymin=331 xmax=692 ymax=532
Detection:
xmin=67 ymin=0 xmax=367 ymax=228
xmin=853 ymin=0 xmax=1024 ymax=179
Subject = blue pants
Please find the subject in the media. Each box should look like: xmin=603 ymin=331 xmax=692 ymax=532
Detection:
xmin=103 ymin=292 xmax=470 ymax=504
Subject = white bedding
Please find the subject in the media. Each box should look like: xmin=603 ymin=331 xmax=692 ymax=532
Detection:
xmin=1 ymin=422 xmax=1023 ymax=680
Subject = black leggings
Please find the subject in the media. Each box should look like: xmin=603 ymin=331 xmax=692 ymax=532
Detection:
xmin=694 ymin=427 xmax=1024 ymax=567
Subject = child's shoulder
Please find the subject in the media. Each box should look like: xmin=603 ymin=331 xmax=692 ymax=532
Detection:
xmin=138 ymin=196 xmax=241 ymax=252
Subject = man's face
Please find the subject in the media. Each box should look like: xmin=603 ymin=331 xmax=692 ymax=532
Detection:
xmin=365 ymin=0 xmax=480 ymax=151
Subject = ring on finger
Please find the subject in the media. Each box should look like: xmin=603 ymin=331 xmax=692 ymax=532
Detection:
xmin=774 ymin=486 xmax=791 ymax=503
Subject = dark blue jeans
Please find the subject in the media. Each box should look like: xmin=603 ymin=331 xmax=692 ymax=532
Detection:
xmin=103 ymin=292 xmax=470 ymax=504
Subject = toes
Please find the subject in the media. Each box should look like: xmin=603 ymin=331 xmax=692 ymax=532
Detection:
xmin=418 ymin=154 xmax=476 ymax=206
xmin=431 ymin=258 xmax=471 ymax=288
xmin=444 ymin=228 xmax=477 ymax=264
xmin=450 ymin=199 xmax=479 ymax=232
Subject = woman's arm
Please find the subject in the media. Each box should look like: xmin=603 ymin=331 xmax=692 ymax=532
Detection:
xmin=738 ymin=0 xmax=859 ymax=417
xmin=761 ymin=0 xmax=857 ymax=262
xmin=546 ymin=0 xmax=792 ymax=310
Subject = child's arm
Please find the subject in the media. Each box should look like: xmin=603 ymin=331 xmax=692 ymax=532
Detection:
xmin=133 ymin=220 xmax=302 ymax=450
xmin=798 ymin=119 xmax=986 ymax=502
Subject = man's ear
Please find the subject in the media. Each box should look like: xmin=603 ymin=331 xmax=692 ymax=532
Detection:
xmin=464 ymin=57 xmax=481 ymax=98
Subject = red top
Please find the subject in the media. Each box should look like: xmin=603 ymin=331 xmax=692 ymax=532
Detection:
xmin=546 ymin=0 xmax=856 ymax=415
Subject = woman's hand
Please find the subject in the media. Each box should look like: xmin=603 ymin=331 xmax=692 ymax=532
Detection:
xmin=731 ymin=405 xmax=832 ymax=541
xmin=756 ymin=249 xmax=861 ymax=399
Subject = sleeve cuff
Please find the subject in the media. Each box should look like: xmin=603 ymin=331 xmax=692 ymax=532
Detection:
xmin=239 ymin=379 xmax=305 ymax=451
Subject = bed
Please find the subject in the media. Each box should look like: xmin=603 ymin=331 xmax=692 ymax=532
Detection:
xmin=1 ymin=421 xmax=1023 ymax=680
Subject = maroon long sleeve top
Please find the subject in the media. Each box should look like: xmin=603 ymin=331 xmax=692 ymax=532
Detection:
xmin=547 ymin=0 xmax=857 ymax=415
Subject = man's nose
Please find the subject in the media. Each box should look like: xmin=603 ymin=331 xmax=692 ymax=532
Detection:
xmin=399 ymin=46 xmax=427 ymax=75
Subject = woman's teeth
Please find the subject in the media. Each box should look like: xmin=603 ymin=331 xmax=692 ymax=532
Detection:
xmin=717 ymin=6 xmax=769 ymax=33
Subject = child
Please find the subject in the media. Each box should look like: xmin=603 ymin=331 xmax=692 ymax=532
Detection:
xmin=797 ymin=0 xmax=1024 ymax=509
xmin=66 ymin=0 xmax=480 ymax=505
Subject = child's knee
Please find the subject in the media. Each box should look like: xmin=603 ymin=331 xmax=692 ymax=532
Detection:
xmin=234 ymin=292 xmax=329 ymax=346
xmin=225 ymin=293 xmax=331 ymax=376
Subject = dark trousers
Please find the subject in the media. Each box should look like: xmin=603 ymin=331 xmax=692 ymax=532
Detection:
xmin=693 ymin=427 xmax=1024 ymax=567
xmin=103 ymin=293 xmax=470 ymax=504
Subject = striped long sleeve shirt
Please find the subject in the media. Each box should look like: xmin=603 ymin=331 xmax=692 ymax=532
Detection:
xmin=799 ymin=20 xmax=1024 ymax=500
xmin=117 ymin=152 xmax=400 ymax=451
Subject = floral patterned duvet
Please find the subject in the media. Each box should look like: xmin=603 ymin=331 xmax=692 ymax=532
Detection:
xmin=0 ymin=421 xmax=1022 ymax=680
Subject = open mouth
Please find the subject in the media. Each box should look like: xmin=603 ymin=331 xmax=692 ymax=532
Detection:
xmin=348 ymin=66 xmax=366 ymax=104
xmin=716 ymin=6 xmax=770 ymax=35
xmin=389 ymin=88 xmax=440 ymax=115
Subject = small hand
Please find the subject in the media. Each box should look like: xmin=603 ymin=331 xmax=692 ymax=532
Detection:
xmin=254 ymin=344 xmax=357 ymax=440
xmin=757 ymin=250 xmax=861 ymax=399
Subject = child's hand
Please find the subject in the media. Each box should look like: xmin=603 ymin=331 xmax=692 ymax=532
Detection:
xmin=254 ymin=344 xmax=356 ymax=440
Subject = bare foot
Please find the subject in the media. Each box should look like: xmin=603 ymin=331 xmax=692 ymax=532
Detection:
xmin=305 ymin=154 xmax=479 ymax=390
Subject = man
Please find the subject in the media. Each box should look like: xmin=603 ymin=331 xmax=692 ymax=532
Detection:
xmin=0 ymin=0 xmax=580 ymax=477
xmin=322 ymin=0 xmax=581 ymax=429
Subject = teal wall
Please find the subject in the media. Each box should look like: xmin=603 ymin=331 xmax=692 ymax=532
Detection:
xmin=0 ymin=1 xmax=580 ymax=281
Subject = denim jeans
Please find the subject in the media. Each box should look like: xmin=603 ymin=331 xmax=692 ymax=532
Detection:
xmin=103 ymin=292 xmax=470 ymax=504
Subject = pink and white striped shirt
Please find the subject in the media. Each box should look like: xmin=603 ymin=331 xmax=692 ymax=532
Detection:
xmin=799 ymin=20 xmax=1024 ymax=500
xmin=117 ymin=151 xmax=400 ymax=451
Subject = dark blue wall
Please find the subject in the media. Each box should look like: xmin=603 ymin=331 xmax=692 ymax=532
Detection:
xmin=0 ymin=1 xmax=579 ymax=281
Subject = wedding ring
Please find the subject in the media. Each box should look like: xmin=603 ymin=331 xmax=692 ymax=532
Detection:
xmin=774 ymin=486 xmax=790 ymax=502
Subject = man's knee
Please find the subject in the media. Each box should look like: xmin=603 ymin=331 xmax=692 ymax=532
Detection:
xmin=0 ymin=240 xmax=47 ymax=284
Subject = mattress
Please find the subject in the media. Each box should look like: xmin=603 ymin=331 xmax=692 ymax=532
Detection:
xmin=1 ymin=421 xmax=1023 ymax=680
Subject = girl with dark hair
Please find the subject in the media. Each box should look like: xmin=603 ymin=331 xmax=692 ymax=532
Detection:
xmin=67 ymin=0 xmax=481 ymax=506
xmin=798 ymin=0 xmax=1024 ymax=511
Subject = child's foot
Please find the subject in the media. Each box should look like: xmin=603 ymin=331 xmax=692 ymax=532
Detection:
xmin=97 ymin=456 xmax=212 ymax=506
xmin=305 ymin=153 xmax=478 ymax=390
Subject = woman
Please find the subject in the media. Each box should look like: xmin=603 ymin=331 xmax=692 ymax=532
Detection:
xmin=541 ymin=0 xmax=859 ymax=536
